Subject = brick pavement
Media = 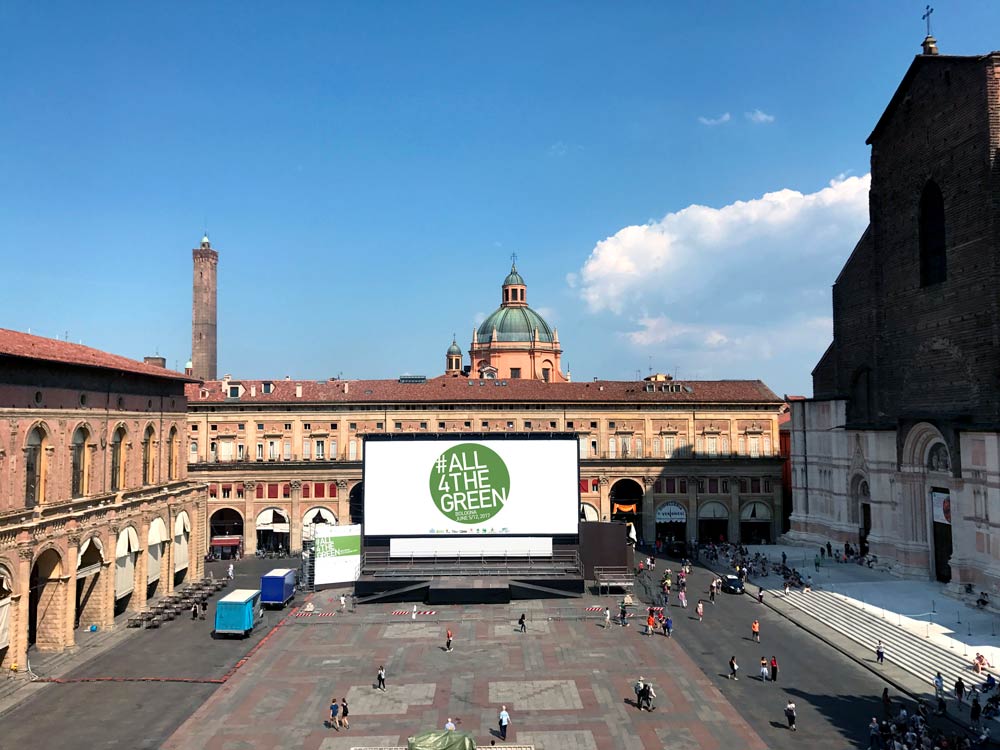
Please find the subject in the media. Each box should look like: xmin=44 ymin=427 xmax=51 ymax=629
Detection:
xmin=162 ymin=591 xmax=768 ymax=749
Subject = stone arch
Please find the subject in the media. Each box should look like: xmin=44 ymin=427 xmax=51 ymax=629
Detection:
xmin=173 ymin=510 xmax=191 ymax=585
xmin=848 ymin=473 xmax=869 ymax=526
xmin=302 ymin=506 xmax=338 ymax=541
xmin=75 ymin=534 xmax=106 ymax=630
xmin=609 ymin=478 xmax=644 ymax=523
xmin=209 ymin=507 xmax=244 ymax=559
xmin=901 ymin=422 xmax=950 ymax=471
xmin=146 ymin=516 xmax=169 ymax=599
xmin=114 ymin=525 xmax=141 ymax=613
xmin=255 ymin=507 xmax=290 ymax=554
xmin=29 ymin=548 xmax=65 ymax=651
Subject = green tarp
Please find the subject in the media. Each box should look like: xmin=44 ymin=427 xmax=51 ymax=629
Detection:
xmin=407 ymin=729 xmax=476 ymax=750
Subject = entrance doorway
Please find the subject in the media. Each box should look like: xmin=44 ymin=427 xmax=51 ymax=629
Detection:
xmin=75 ymin=537 xmax=104 ymax=630
xmin=861 ymin=502 xmax=872 ymax=557
xmin=739 ymin=502 xmax=772 ymax=544
xmin=610 ymin=479 xmax=644 ymax=539
xmin=698 ymin=501 xmax=729 ymax=543
xmin=931 ymin=488 xmax=952 ymax=583
xmin=209 ymin=508 xmax=244 ymax=559
xmin=655 ymin=501 xmax=687 ymax=547
xmin=29 ymin=549 xmax=63 ymax=650
xmin=349 ymin=483 xmax=364 ymax=525
xmin=255 ymin=507 xmax=290 ymax=555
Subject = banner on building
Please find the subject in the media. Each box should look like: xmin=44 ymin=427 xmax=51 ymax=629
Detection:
xmin=932 ymin=491 xmax=952 ymax=525
xmin=313 ymin=524 xmax=361 ymax=586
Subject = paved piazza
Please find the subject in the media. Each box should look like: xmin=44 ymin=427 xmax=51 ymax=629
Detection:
xmin=161 ymin=591 xmax=767 ymax=749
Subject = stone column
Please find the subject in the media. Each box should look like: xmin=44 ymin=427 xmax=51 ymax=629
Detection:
xmin=193 ymin=500 xmax=206 ymax=579
xmin=687 ymin=478 xmax=699 ymax=545
xmin=290 ymin=480 xmax=303 ymax=553
xmin=243 ymin=481 xmax=257 ymax=555
xmin=729 ymin=479 xmax=741 ymax=543
xmin=12 ymin=548 xmax=33 ymax=670
xmin=64 ymin=537 xmax=79 ymax=650
xmin=642 ymin=476 xmax=656 ymax=545
xmin=598 ymin=476 xmax=610 ymax=521
xmin=337 ymin=479 xmax=349 ymax=525
xmin=131 ymin=521 xmax=149 ymax=612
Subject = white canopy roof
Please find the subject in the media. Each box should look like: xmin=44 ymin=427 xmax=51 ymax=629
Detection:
xmin=148 ymin=517 xmax=168 ymax=546
xmin=116 ymin=526 xmax=140 ymax=557
xmin=740 ymin=502 xmax=772 ymax=521
xmin=219 ymin=588 xmax=260 ymax=604
xmin=174 ymin=511 xmax=191 ymax=535
xmin=80 ymin=535 xmax=105 ymax=559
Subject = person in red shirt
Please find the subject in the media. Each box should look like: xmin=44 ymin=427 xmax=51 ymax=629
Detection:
xmin=445 ymin=628 xmax=453 ymax=652
xmin=770 ymin=656 xmax=779 ymax=682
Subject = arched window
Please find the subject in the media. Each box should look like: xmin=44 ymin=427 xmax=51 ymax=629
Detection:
xmin=919 ymin=181 xmax=947 ymax=286
xmin=110 ymin=426 xmax=126 ymax=492
xmin=25 ymin=426 xmax=47 ymax=506
xmin=71 ymin=426 xmax=90 ymax=498
xmin=167 ymin=427 xmax=178 ymax=481
xmin=142 ymin=426 xmax=155 ymax=485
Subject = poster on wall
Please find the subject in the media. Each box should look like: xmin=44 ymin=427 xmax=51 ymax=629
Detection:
xmin=313 ymin=524 xmax=361 ymax=585
xmin=932 ymin=490 xmax=952 ymax=525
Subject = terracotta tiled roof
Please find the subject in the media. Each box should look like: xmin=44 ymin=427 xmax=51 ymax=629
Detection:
xmin=187 ymin=376 xmax=782 ymax=405
xmin=0 ymin=328 xmax=193 ymax=382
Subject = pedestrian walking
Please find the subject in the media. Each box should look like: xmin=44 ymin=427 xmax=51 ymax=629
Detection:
xmin=679 ymin=590 xmax=688 ymax=609
xmin=783 ymin=582 xmax=791 ymax=596
xmin=814 ymin=554 xmax=820 ymax=571
xmin=376 ymin=665 xmax=386 ymax=691
xmin=327 ymin=697 xmax=340 ymax=729
xmin=933 ymin=671 xmax=944 ymax=698
xmin=446 ymin=628 xmax=453 ymax=652
xmin=639 ymin=681 xmax=656 ymax=711
xmin=826 ymin=542 xmax=832 ymax=558
xmin=646 ymin=612 xmax=655 ymax=636
xmin=340 ymin=698 xmax=349 ymax=729
xmin=709 ymin=580 xmax=716 ymax=604
xmin=498 ymin=705 xmax=510 ymax=740
xmin=191 ymin=602 xmax=199 ymax=620
xmin=867 ymin=717 xmax=879 ymax=750
xmin=445 ymin=717 xmax=456 ymax=731
xmin=518 ymin=613 xmax=526 ymax=633
xmin=412 ymin=604 xmax=417 ymax=620
xmin=696 ymin=600 xmax=704 ymax=622
xmin=881 ymin=687 xmax=892 ymax=718
xmin=728 ymin=656 xmax=739 ymax=680
xmin=875 ymin=640 xmax=885 ymax=664
xmin=752 ymin=619 xmax=760 ymax=643
xmin=971 ymin=695 xmax=982 ymax=730
xmin=340 ymin=594 xmax=347 ymax=611
xmin=955 ymin=677 xmax=966 ymax=709
xmin=770 ymin=656 xmax=778 ymax=682
xmin=664 ymin=615 xmax=673 ymax=638
xmin=619 ymin=602 xmax=628 ymax=627
xmin=757 ymin=587 xmax=764 ymax=604
xmin=200 ymin=599 xmax=208 ymax=619
xmin=227 ymin=563 xmax=234 ymax=580
xmin=633 ymin=676 xmax=645 ymax=708
xmin=785 ymin=700 xmax=797 ymax=731
xmin=604 ymin=606 xmax=611 ymax=629
xmin=759 ymin=657 xmax=769 ymax=681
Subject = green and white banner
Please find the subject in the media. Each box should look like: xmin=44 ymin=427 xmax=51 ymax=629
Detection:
xmin=313 ymin=524 xmax=361 ymax=584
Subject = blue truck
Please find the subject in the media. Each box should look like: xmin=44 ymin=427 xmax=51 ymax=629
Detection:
xmin=260 ymin=568 xmax=296 ymax=608
xmin=214 ymin=589 xmax=262 ymax=637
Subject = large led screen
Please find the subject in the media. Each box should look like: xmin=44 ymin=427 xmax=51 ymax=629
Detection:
xmin=363 ymin=437 xmax=579 ymax=536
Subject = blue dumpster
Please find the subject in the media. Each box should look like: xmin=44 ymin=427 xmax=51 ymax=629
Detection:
xmin=260 ymin=568 xmax=296 ymax=608
xmin=214 ymin=589 xmax=261 ymax=637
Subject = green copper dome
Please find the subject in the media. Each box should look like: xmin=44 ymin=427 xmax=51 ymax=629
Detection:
xmin=504 ymin=266 xmax=525 ymax=286
xmin=447 ymin=339 xmax=462 ymax=356
xmin=477 ymin=306 xmax=554 ymax=343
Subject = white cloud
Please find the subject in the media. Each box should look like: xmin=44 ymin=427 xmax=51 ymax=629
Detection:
xmin=573 ymin=174 xmax=870 ymax=394
xmin=698 ymin=112 xmax=731 ymax=126
xmin=745 ymin=109 xmax=775 ymax=124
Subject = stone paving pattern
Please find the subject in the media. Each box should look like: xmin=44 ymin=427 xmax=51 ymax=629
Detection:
xmin=162 ymin=590 xmax=768 ymax=749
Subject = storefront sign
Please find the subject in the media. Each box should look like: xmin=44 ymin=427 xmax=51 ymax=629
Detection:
xmin=656 ymin=502 xmax=687 ymax=523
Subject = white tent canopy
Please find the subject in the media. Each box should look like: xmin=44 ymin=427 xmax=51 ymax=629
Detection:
xmin=80 ymin=535 xmax=104 ymax=560
xmin=740 ymin=502 xmax=773 ymax=521
xmin=115 ymin=526 xmax=140 ymax=598
xmin=147 ymin=517 xmax=168 ymax=584
xmin=115 ymin=526 xmax=140 ymax=557
xmin=698 ymin=501 xmax=730 ymax=519
xmin=148 ymin=517 xmax=168 ymax=546
xmin=256 ymin=507 xmax=289 ymax=533
xmin=0 ymin=571 xmax=10 ymax=650
xmin=174 ymin=510 xmax=191 ymax=574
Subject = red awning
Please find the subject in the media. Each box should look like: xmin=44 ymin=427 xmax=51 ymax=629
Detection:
xmin=211 ymin=536 xmax=242 ymax=547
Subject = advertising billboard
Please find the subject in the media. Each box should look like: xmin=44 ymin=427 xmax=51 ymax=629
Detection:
xmin=363 ymin=436 xmax=579 ymax=536
xmin=313 ymin=524 xmax=362 ymax=585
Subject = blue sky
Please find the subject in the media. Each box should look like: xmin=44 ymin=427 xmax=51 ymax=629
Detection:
xmin=2 ymin=2 xmax=998 ymax=396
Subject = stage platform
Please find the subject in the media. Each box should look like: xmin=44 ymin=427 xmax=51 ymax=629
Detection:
xmin=352 ymin=551 xmax=585 ymax=604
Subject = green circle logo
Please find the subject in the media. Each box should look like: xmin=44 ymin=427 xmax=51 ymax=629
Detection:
xmin=429 ymin=443 xmax=510 ymax=525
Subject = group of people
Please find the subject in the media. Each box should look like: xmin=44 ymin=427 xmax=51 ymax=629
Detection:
xmin=874 ymin=685 xmax=992 ymax=749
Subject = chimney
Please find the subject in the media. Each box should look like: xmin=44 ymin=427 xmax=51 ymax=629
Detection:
xmin=295 ymin=384 xmax=303 ymax=398
xmin=250 ymin=385 xmax=256 ymax=397
xmin=921 ymin=35 xmax=939 ymax=55
xmin=144 ymin=356 xmax=166 ymax=368
xmin=344 ymin=382 xmax=349 ymax=394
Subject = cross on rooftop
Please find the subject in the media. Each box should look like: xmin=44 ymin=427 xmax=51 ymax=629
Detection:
xmin=922 ymin=5 xmax=934 ymax=37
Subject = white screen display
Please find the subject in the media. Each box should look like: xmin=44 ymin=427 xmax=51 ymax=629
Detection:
xmin=363 ymin=438 xmax=579 ymax=536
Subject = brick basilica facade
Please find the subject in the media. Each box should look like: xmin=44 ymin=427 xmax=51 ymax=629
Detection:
xmin=787 ymin=40 xmax=1000 ymax=589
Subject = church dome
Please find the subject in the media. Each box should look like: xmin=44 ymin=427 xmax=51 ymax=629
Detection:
xmin=504 ymin=267 xmax=525 ymax=286
xmin=447 ymin=338 xmax=462 ymax=356
xmin=477 ymin=306 xmax=554 ymax=343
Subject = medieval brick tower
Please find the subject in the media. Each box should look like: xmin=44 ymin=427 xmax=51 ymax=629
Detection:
xmin=191 ymin=234 xmax=218 ymax=381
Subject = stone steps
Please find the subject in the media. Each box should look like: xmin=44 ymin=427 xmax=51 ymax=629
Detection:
xmin=783 ymin=588 xmax=986 ymax=695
